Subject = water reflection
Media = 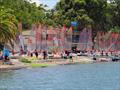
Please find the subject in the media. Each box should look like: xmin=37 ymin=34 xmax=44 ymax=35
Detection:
xmin=0 ymin=71 xmax=15 ymax=79
xmin=0 ymin=62 xmax=120 ymax=90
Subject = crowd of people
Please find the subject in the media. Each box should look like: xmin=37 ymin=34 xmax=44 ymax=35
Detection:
xmin=0 ymin=48 xmax=120 ymax=65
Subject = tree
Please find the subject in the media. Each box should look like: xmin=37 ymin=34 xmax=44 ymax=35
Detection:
xmin=0 ymin=7 xmax=17 ymax=46
xmin=0 ymin=0 xmax=46 ymax=29
xmin=54 ymin=0 xmax=119 ymax=49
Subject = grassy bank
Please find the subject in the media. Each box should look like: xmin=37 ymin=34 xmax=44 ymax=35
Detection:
xmin=28 ymin=63 xmax=57 ymax=68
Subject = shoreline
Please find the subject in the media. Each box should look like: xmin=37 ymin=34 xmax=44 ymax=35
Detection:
xmin=0 ymin=64 xmax=27 ymax=71
xmin=0 ymin=56 xmax=119 ymax=71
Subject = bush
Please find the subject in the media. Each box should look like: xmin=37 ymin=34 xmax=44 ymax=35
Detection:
xmin=20 ymin=57 xmax=31 ymax=63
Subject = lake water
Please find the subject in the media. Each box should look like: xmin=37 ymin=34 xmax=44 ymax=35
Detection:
xmin=0 ymin=62 xmax=120 ymax=90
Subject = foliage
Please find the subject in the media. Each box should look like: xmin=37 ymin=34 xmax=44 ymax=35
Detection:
xmin=0 ymin=0 xmax=120 ymax=40
xmin=0 ymin=7 xmax=17 ymax=45
xmin=20 ymin=57 xmax=31 ymax=63
xmin=30 ymin=63 xmax=49 ymax=68
xmin=55 ymin=0 xmax=111 ymax=30
xmin=0 ymin=0 xmax=46 ymax=29
xmin=54 ymin=0 xmax=120 ymax=49
xmin=110 ymin=27 xmax=120 ymax=34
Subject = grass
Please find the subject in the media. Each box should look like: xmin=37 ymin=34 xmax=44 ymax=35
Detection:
xmin=29 ymin=63 xmax=56 ymax=68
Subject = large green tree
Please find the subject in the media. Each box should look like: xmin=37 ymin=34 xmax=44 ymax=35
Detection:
xmin=54 ymin=0 xmax=120 ymax=48
xmin=0 ymin=7 xmax=17 ymax=45
xmin=0 ymin=0 xmax=46 ymax=29
xmin=55 ymin=0 xmax=113 ymax=30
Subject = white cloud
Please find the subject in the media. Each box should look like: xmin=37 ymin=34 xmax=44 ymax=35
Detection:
xmin=29 ymin=0 xmax=59 ymax=9
xmin=29 ymin=0 xmax=41 ymax=6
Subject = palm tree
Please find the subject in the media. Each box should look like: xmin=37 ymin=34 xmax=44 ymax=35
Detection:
xmin=0 ymin=7 xmax=17 ymax=47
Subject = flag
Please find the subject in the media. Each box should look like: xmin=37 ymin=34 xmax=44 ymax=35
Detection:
xmin=69 ymin=26 xmax=73 ymax=33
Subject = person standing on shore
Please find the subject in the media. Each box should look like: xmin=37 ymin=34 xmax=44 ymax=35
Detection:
xmin=0 ymin=50 xmax=3 ymax=60
xmin=43 ymin=50 xmax=47 ymax=60
xmin=30 ymin=50 xmax=33 ymax=57
xmin=2 ymin=49 xmax=10 ymax=64
xmin=3 ymin=49 xmax=9 ymax=60
xmin=69 ymin=52 xmax=73 ymax=62
xmin=101 ymin=50 xmax=104 ymax=56
xmin=93 ymin=51 xmax=97 ymax=60
xmin=34 ymin=49 xmax=38 ymax=58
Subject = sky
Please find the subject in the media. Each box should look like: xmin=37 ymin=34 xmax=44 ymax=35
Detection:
xmin=30 ymin=0 xmax=59 ymax=9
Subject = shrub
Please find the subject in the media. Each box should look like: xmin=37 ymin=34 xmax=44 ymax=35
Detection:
xmin=20 ymin=57 xmax=31 ymax=63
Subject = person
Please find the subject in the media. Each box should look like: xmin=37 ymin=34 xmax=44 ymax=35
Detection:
xmin=34 ymin=49 xmax=38 ymax=58
xmin=90 ymin=50 xmax=93 ymax=55
xmin=2 ymin=49 xmax=11 ymax=64
xmin=65 ymin=50 xmax=70 ymax=59
xmin=110 ymin=51 xmax=113 ymax=56
xmin=30 ymin=53 xmax=33 ymax=57
xmin=19 ymin=47 xmax=22 ymax=55
xmin=43 ymin=50 xmax=47 ymax=60
xmin=3 ymin=49 xmax=9 ymax=60
xmin=60 ymin=51 xmax=63 ymax=58
xmin=29 ymin=50 xmax=33 ymax=57
xmin=11 ymin=49 xmax=14 ymax=56
xmin=69 ymin=52 xmax=73 ymax=62
xmin=0 ymin=50 xmax=3 ymax=60
xmin=105 ymin=52 xmax=108 ymax=56
xmin=0 ymin=55 xmax=3 ymax=60
xmin=93 ymin=51 xmax=97 ymax=60
xmin=101 ymin=50 xmax=104 ymax=56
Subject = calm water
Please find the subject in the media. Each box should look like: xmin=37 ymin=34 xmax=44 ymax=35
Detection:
xmin=0 ymin=62 xmax=120 ymax=90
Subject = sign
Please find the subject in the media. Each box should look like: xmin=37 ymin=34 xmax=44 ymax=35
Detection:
xmin=71 ymin=21 xmax=77 ymax=26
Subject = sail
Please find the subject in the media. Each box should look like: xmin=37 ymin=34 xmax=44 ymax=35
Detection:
xmin=77 ymin=28 xmax=93 ymax=51
xmin=65 ymin=26 xmax=72 ymax=50
xmin=35 ymin=25 xmax=42 ymax=50
xmin=60 ymin=25 xmax=66 ymax=51
xmin=86 ymin=29 xmax=93 ymax=51
xmin=77 ymin=28 xmax=87 ymax=50
xmin=27 ymin=26 xmax=36 ymax=52
xmin=19 ymin=35 xmax=25 ymax=51
xmin=107 ymin=33 xmax=119 ymax=52
xmin=94 ymin=31 xmax=120 ymax=52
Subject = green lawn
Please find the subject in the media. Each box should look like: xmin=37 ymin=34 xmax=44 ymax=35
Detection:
xmin=29 ymin=63 xmax=56 ymax=68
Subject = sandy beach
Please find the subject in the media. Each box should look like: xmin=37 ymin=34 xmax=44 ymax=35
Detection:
xmin=0 ymin=56 xmax=94 ymax=71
